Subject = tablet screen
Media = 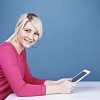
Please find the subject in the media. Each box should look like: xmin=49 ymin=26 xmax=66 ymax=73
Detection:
xmin=72 ymin=71 xmax=86 ymax=82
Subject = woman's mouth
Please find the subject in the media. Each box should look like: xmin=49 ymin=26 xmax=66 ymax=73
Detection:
xmin=24 ymin=39 xmax=33 ymax=44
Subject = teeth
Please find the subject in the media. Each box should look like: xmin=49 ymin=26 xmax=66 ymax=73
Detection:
xmin=24 ymin=39 xmax=32 ymax=44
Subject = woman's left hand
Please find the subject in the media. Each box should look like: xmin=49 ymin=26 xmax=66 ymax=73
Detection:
xmin=45 ymin=78 xmax=73 ymax=86
xmin=56 ymin=78 xmax=72 ymax=85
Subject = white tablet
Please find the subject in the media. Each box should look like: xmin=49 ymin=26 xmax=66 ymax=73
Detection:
xmin=72 ymin=69 xmax=90 ymax=83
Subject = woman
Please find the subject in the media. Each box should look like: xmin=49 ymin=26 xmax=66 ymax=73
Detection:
xmin=0 ymin=13 xmax=76 ymax=100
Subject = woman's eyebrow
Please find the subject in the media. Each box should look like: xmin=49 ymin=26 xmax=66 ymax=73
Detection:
xmin=24 ymin=28 xmax=30 ymax=30
xmin=24 ymin=28 xmax=38 ymax=34
xmin=24 ymin=28 xmax=32 ymax=31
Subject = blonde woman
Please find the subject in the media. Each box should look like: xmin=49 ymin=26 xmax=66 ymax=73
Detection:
xmin=0 ymin=13 xmax=76 ymax=100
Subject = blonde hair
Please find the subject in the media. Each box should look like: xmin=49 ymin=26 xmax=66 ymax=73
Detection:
xmin=16 ymin=13 xmax=43 ymax=38
xmin=7 ymin=13 xmax=43 ymax=41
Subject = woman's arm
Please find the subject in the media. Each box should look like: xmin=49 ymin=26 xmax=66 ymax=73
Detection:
xmin=24 ymin=64 xmax=46 ymax=85
xmin=0 ymin=45 xmax=46 ymax=96
xmin=23 ymin=50 xmax=46 ymax=85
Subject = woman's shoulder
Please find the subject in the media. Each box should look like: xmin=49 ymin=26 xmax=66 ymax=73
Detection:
xmin=0 ymin=42 xmax=12 ymax=49
xmin=0 ymin=42 xmax=26 ymax=56
xmin=0 ymin=42 xmax=16 ymax=53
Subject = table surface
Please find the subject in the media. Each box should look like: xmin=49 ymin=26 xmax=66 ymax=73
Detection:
xmin=6 ymin=82 xmax=100 ymax=100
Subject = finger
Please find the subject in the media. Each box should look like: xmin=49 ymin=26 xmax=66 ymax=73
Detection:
xmin=67 ymin=78 xmax=73 ymax=81
xmin=72 ymin=83 xmax=76 ymax=87
xmin=71 ymin=86 xmax=74 ymax=89
xmin=62 ymin=78 xmax=72 ymax=82
xmin=66 ymin=88 xmax=71 ymax=93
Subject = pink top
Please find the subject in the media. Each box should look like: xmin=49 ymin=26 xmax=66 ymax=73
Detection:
xmin=0 ymin=42 xmax=46 ymax=100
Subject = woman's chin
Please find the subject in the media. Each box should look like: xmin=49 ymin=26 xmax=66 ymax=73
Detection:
xmin=23 ymin=44 xmax=32 ymax=48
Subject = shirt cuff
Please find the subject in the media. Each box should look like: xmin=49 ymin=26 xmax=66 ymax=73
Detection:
xmin=41 ymin=85 xmax=46 ymax=95
xmin=41 ymin=79 xmax=46 ymax=85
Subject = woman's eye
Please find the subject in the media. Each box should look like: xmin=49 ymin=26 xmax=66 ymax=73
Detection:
xmin=25 ymin=29 xmax=30 ymax=33
xmin=34 ymin=33 xmax=39 ymax=36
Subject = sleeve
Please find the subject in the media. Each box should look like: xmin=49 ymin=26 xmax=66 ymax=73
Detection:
xmin=24 ymin=63 xmax=46 ymax=85
xmin=0 ymin=45 xmax=46 ymax=97
xmin=23 ymin=50 xmax=46 ymax=85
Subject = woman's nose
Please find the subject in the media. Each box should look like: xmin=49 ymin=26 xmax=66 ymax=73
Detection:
xmin=28 ymin=33 xmax=38 ymax=41
xmin=28 ymin=33 xmax=33 ymax=40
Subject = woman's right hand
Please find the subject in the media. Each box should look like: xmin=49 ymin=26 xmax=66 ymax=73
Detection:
xmin=46 ymin=79 xmax=76 ymax=95
xmin=58 ymin=80 xmax=76 ymax=94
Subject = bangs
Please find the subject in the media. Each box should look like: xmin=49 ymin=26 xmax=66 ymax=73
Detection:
xmin=31 ymin=17 xmax=43 ymax=39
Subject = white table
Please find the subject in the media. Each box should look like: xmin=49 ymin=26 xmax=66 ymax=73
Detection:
xmin=6 ymin=82 xmax=100 ymax=100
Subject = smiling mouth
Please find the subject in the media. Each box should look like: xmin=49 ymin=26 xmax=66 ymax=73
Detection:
xmin=24 ymin=39 xmax=33 ymax=44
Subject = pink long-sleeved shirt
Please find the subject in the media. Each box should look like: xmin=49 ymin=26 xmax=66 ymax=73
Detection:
xmin=0 ymin=42 xmax=46 ymax=100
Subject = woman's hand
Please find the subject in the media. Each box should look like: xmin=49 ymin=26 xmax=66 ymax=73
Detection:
xmin=45 ymin=78 xmax=76 ymax=95
xmin=56 ymin=78 xmax=72 ymax=85
xmin=45 ymin=78 xmax=72 ymax=85
xmin=58 ymin=79 xmax=76 ymax=94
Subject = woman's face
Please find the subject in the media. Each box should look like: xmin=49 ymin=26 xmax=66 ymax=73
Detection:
xmin=17 ymin=22 xmax=39 ymax=49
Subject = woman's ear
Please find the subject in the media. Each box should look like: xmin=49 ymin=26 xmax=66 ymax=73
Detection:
xmin=15 ymin=26 xmax=18 ymax=31
xmin=15 ymin=26 xmax=19 ymax=34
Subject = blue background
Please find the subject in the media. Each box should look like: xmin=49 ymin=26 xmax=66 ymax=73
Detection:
xmin=0 ymin=0 xmax=100 ymax=81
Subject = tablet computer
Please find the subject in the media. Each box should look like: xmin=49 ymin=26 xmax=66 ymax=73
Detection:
xmin=72 ymin=69 xmax=90 ymax=83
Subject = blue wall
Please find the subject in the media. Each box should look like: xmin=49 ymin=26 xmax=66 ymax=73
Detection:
xmin=0 ymin=0 xmax=100 ymax=81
